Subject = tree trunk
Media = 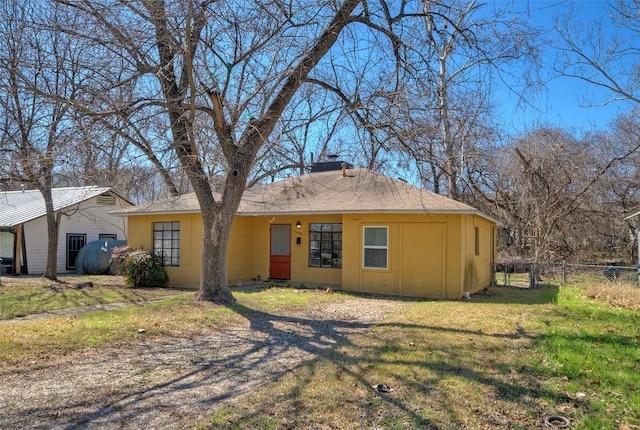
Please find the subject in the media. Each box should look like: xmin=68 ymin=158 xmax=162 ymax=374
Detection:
xmin=190 ymin=144 xmax=252 ymax=304
xmin=195 ymin=205 xmax=235 ymax=304
xmin=42 ymin=192 xmax=59 ymax=281
xmin=145 ymin=0 xmax=361 ymax=303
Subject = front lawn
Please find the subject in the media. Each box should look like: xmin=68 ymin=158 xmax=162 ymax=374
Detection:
xmin=1 ymin=277 xmax=638 ymax=429
xmin=0 ymin=275 xmax=185 ymax=320
xmin=201 ymin=284 xmax=640 ymax=429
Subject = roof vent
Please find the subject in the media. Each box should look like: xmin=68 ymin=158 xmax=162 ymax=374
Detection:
xmin=97 ymin=194 xmax=116 ymax=206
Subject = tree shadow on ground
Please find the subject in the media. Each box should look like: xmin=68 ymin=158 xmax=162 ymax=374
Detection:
xmin=202 ymin=303 xmax=578 ymax=429
xmin=1 ymin=294 xmax=579 ymax=429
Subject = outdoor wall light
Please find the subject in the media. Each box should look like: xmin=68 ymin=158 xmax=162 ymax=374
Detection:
xmin=295 ymin=220 xmax=302 ymax=230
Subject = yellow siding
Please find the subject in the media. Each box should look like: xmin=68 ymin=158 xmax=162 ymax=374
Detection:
xmin=127 ymin=213 xmax=255 ymax=288
xmin=242 ymin=215 xmax=343 ymax=286
xmin=399 ymin=223 xmax=446 ymax=297
xmin=341 ymin=213 xmax=478 ymax=299
xmin=227 ymin=216 xmax=254 ymax=284
xmin=126 ymin=213 xmax=202 ymax=288
xmin=444 ymin=215 xmax=464 ymax=298
xmin=126 ymin=211 xmax=496 ymax=298
xmin=291 ymin=215 xmax=342 ymax=285
xmin=462 ymin=215 xmax=495 ymax=294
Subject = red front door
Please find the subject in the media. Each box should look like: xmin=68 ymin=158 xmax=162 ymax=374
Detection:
xmin=270 ymin=224 xmax=291 ymax=279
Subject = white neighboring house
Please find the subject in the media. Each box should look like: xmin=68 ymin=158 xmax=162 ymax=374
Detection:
xmin=0 ymin=186 xmax=132 ymax=275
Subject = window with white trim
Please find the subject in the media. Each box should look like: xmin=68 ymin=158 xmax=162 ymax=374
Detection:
xmin=153 ymin=222 xmax=180 ymax=266
xmin=363 ymin=226 xmax=388 ymax=269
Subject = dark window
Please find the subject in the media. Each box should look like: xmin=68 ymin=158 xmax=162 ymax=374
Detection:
xmin=66 ymin=234 xmax=86 ymax=270
xmin=99 ymin=233 xmax=117 ymax=240
xmin=153 ymin=222 xmax=180 ymax=266
xmin=475 ymin=227 xmax=480 ymax=256
xmin=309 ymin=223 xmax=342 ymax=268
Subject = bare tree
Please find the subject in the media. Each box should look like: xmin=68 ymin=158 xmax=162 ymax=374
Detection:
xmin=62 ymin=106 xmax=192 ymax=201
xmin=555 ymin=0 xmax=640 ymax=106
xmin=0 ymin=1 xmax=86 ymax=280
xmin=58 ymin=120 xmax=174 ymax=203
xmin=407 ymin=0 xmax=542 ymax=198
xmin=550 ymin=1 xmax=640 ymax=262
xmin=477 ymin=128 xmax=592 ymax=261
xmin=475 ymin=123 xmax=640 ymax=263
xmin=603 ymin=109 xmax=640 ymax=262
xmin=247 ymin=85 xmax=343 ymax=186
xmin=47 ymin=0 xmax=420 ymax=303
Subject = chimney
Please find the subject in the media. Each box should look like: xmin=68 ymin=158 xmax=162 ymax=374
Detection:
xmin=20 ymin=184 xmax=25 ymax=193
xmin=341 ymin=163 xmax=346 ymax=177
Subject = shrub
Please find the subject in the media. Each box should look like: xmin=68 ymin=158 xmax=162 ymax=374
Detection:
xmin=121 ymin=249 xmax=169 ymax=288
xmin=110 ymin=245 xmax=132 ymax=275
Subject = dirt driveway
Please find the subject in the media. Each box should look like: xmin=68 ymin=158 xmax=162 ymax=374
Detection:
xmin=0 ymin=297 xmax=408 ymax=429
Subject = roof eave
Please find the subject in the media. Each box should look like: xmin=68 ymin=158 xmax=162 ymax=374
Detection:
xmin=110 ymin=209 xmax=202 ymax=217
xmin=53 ymin=188 xmax=112 ymax=211
xmin=238 ymin=208 xmax=502 ymax=224
xmin=114 ymin=208 xmax=501 ymax=225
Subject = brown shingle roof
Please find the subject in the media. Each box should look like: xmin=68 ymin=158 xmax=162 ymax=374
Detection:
xmin=112 ymin=192 xmax=202 ymax=216
xmin=240 ymin=168 xmax=474 ymax=214
xmin=113 ymin=168 xmax=497 ymax=222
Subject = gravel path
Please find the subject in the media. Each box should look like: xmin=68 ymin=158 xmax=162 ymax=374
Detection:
xmin=0 ymin=297 xmax=408 ymax=429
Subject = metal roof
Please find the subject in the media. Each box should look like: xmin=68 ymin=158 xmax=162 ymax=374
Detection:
xmin=0 ymin=186 xmax=116 ymax=227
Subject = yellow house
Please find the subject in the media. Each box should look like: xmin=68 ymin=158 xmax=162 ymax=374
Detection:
xmin=115 ymin=167 xmax=499 ymax=299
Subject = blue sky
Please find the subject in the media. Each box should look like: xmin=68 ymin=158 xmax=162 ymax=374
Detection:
xmin=496 ymin=0 xmax=635 ymax=135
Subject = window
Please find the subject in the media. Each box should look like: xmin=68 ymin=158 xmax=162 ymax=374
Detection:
xmin=0 ymin=230 xmax=14 ymax=258
xmin=66 ymin=234 xmax=86 ymax=270
xmin=309 ymin=223 xmax=342 ymax=268
xmin=99 ymin=233 xmax=117 ymax=240
xmin=153 ymin=222 xmax=180 ymax=266
xmin=474 ymin=226 xmax=480 ymax=256
xmin=363 ymin=226 xmax=388 ymax=269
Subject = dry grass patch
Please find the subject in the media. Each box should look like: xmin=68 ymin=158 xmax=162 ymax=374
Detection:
xmin=585 ymin=281 xmax=640 ymax=310
xmin=0 ymin=274 xmax=131 ymax=290
xmin=198 ymin=285 xmax=640 ymax=429
xmin=0 ymin=286 xmax=350 ymax=367
xmin=200 ymin=288 xmax=561 ymax=429
xmin=237 ymin=286 xmax=350 ymax=312
xmin=3 ymin=283 xmax=638 ymax=429
xmin=0 ymin=293 xmax=240 ymax=366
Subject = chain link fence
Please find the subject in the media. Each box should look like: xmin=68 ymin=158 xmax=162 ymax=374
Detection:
xmin=493 ymin=261 xmax=640 ymax=288
xmin=492 ymin=262 xmax=534 ymax=288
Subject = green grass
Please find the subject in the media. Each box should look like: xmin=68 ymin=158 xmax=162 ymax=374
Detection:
xmin=0 ymin=275 xmax=184 ymax=319
xmin=0 ymin=284 xmax=346 ymax=365
xmin=0 ymin=293 xmax=239 ymax=364
xmin=200 ymin=284 xmax=640 ymax=429
xmin=2 ymin=278 xmax=639 ymax=429
xmin=236 ymin=284 xmax=344 ymax=310
xmin=530 ymin=286 xmax=640 ymax=428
